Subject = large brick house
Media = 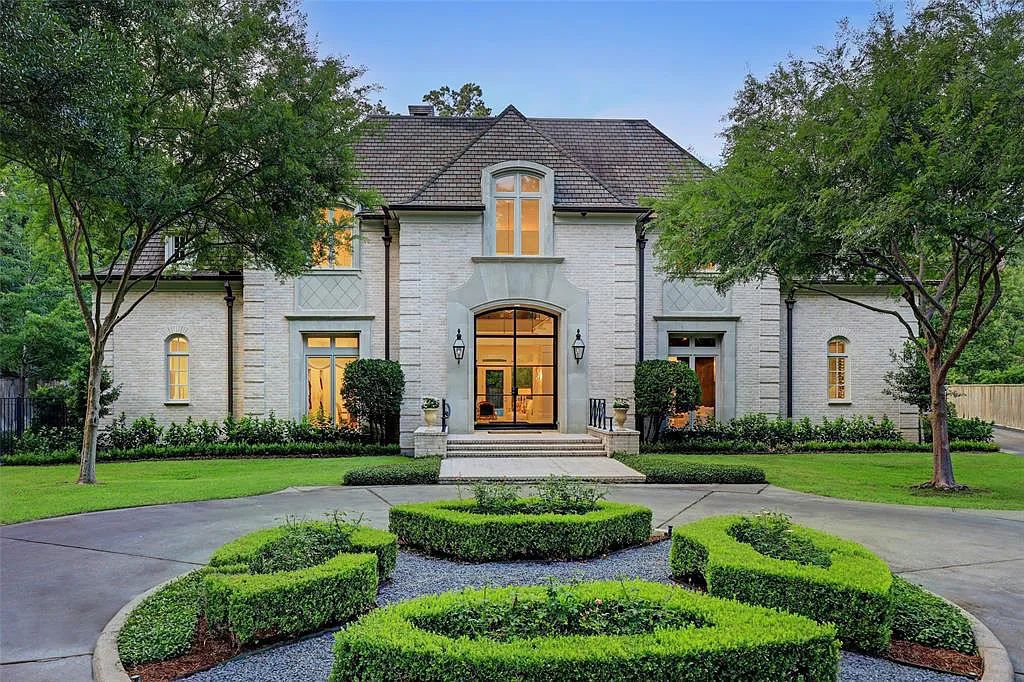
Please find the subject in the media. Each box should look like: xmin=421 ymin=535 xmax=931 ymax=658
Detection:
xmin=102 ymin=104 xmax=916 ymax=450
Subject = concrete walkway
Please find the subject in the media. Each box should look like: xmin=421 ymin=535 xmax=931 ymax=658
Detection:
xmin=1 ymin=484 xmax=1022 ymax=681
xmin=438 ymin=456 xmax=646 ymax=482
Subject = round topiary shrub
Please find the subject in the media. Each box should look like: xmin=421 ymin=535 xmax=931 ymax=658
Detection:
xmin=669 ymin=513 xmax=893 ymax=653
xmin=330 ymin=580 xmax=840 ymax=681
xmin=389 ymin=498 xmax=652 ymax=561
xmin=203 ymin=520 xmax=397 ymax=644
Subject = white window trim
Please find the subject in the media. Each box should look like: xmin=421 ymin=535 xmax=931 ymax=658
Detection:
xmin=481 ymin=161 xmax=554 ymax=257
xmin=165 ymin=334 xmax=190 ymax=404
xmin=827 ymin=336 xmax=851 ymax=404
xmin=311 ymin=208 xmax=360 ymax=271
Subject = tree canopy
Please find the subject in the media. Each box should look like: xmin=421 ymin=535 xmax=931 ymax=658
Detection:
xmin=0 ymin=0 xmax=377 ymax=482
xmin=650 ymin=0 xmax=1024 ymax=488
xmin=423 ymin=83 xmax=492 ymax=117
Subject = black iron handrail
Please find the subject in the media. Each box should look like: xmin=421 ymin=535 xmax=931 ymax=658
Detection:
xmin=441 ymin=398 xmax=451 ymax=433
xmin=588 ymin=398 xmax=614 ymax=431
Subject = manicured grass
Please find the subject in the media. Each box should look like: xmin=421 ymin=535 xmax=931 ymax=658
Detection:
xmin=641 ymin=453 xmax=1024 ymax=510
xmin=0 ymin=456 xmax=408 ymax=524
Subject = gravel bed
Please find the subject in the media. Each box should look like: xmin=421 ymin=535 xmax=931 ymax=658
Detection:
xmin=184 ymin=542 xmax=968 ymax=682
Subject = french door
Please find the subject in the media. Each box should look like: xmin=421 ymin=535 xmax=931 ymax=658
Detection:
xmin=474 ymin=307 xmax=557 ymax=429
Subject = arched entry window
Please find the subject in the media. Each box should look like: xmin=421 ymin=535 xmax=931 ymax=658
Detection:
xmin=475 ymin=307 xmax=556 ymax=428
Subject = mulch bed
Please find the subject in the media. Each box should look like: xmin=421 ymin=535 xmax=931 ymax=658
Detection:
xmin=886 ymin=639 xmax=985 ymax=679
xmin=126 ymin=618 xmax=238 ymax=682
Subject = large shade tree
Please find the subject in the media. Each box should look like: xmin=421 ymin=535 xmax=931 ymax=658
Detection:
xmin=0 ymin=0 xmax=375 ymax=483
xmin=650 ymin=0 xmax=1023 ymax=489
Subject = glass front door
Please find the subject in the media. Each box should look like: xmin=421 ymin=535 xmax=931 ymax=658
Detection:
xmin=475 ymin=307 xmax=557 ymax=428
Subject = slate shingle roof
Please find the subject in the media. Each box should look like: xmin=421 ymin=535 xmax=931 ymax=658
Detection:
xmin=355 ymin=105 xmax=707 ymax=210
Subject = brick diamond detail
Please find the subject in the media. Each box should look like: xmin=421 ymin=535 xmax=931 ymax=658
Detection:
xmin=663 ymin=279 xmax=729 ymax=313
xmin=298 ymin=274 xmax=364 ymax=311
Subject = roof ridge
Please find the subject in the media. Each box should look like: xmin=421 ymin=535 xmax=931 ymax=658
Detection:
xmin=518 ymin=116 xmax=631 ymax=206
xmin=404 ymin=105 xmax=629 ymax=207
xmin=400 ymin=109 xmax=509 ymax=204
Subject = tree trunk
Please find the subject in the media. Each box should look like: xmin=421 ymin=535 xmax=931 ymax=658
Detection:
xmin=926 ymin=359 xmax=960 ymax=489
xmin=77 ymin=346 xmax=104 ymax=484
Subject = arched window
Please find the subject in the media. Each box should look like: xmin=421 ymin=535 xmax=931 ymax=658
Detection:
xmin=492 ymin=172 xmax=543 ymax=256
xmin=166 ymin=335 xmax=189 ymax=402
xmin=827 ymin=337 xmax=849 ymax=402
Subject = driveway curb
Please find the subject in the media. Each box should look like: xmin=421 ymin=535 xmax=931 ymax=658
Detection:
xmin=93 ymin=573 xmax=188 ymax=682
xmin=93 ymin=574 xmax=1015 ymax=682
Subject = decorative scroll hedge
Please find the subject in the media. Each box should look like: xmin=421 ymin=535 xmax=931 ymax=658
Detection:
xmin=389 ymin=499 xmax=652 ymax=561
xmin=669 ymin=514 xmax=893 ymax=652
xmin=204 ymin=521 xmax=397 ymax=645
xmin=330 ymin=580 xmax=840 ymax=681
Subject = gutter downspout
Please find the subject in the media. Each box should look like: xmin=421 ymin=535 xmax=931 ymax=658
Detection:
xmin=223 ymin=281 xmax=236 ymax=417
xmin=635 ymin=210 xmax=653 ymax=437
xmin=382 ymin=209 xmax=393 ymax=361
xmin=785 ymin=288 xmax=796 ymax=419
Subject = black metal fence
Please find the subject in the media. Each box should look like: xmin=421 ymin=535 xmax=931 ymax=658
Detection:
xmin=588 ymin=398 xmax=614 ymax=431
xmin=0 ymin=396 xmax=69 ymax=454
xmin=441 ymin=398 xmax=451 ymax=432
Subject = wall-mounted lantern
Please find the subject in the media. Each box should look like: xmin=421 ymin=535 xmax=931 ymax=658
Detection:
xmin=572 ymin=329 xmax=586 ymax=364
xmin=452 ymin=329 xmax=466 ymax=364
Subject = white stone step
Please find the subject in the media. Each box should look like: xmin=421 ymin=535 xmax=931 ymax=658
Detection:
xmin=439 ymin=456 xmax=646 ymax=483
xmin=446 ymin=448 xmax=606 ymax=458
xmin=446 ymin=442 xmax=606 ymax=451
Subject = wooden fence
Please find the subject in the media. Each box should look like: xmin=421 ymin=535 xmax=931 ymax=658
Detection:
xmin=947 ymin=384 xmax=1024 ymax=430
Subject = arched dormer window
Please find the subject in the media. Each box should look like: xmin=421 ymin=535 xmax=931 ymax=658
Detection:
xmin=827 ymin=336 xmax=849 ymax=402
xmin=482 ymin=162 xmax=553 ymax=256
xmin=166 ymin=334 xmax=190 ymax=402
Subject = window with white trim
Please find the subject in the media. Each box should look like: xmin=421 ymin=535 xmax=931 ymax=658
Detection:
xmin=493 ymin=172 xmax=542 ymax=256
xmin=312 ymin=208 xmax=356 ymax=269
xmin=164 ymin=235 xmax=181 ymax=263
xmin=827 ymin=337 xmax=849 ymax=402
xmin=166 ymin=335 xmax=189 ymax=402
xmin=304 ymin=334 xmax=359 ymax=425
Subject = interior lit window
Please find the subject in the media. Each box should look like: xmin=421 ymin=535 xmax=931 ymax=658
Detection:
xmin=166 ymin=335 xmax=189 ymax=401
xmin=493 ymin=172 xmax=542 ymax=256
xmin=305 ymin=334 xmax=359 ymax=425
xmin=667 ymin=332 xmax=719 ymax=428
xmin=312 ymin=208 xmax=355 ymax=269
xmin=827 ymin=337 xmax=849 ymax=402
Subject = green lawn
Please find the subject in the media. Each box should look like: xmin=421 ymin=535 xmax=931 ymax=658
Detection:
xmin=632 ymin=452 xmax=1024 ymax=510
xmin=0 ymin=456 xmax=407 ymax=525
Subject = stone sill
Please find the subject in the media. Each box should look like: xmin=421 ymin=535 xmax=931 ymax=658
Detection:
xmin=164 ymin=401 xmax=190 ymax=406
xmin=471 ymin=256 xmax=564 ymax=264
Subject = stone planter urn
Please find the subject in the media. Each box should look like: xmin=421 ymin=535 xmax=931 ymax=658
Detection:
xmin=613 ymin=407 xmax=628 ymax=428
xmin=423 ymin=408 xmax=439 ymax=427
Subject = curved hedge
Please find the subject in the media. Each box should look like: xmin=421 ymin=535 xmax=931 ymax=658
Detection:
xmin=669 ymin=515 xmax=893 ymax=652
xmin=330 ymin=580 xmax=840 ymax=681
xmin=389 ymin=499 xmax=652 ymax=561
xmin=204 ymin=521 xmax=397 ymax=644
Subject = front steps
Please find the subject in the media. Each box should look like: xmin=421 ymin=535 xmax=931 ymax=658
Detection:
xmin=446 ymin=433 xmax=606 ymax=458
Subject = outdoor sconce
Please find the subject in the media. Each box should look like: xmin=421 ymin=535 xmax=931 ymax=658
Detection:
xmin=572 ymin=329 xmax=586 ymax=364
xmin=452 ymin=329 xmax=466 ymax=364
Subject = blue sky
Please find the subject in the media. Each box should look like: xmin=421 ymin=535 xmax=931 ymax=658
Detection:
xmin=302 ymin=1 xmax=906 ymax=164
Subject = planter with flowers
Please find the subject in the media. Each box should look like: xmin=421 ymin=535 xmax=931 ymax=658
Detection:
xmin=421 ymin=396 xmax=440 ymax=427
xmin=612 ymin=397 xmax=630 ymax=429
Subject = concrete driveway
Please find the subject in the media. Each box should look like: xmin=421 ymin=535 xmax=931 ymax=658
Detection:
xmin=996 ymin=426 xmax=1024 ymax=455
xmin=1 ymin=483 xmax=1022 ymax=681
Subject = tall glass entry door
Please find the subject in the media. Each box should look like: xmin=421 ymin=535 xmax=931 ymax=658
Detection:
xmin=475 ymin=307 xmax=557 ymax=428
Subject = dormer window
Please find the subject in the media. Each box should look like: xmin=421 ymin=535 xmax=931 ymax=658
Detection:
xmin=164 ymin=235 xmax=182 ymax=263
xmin=483 ymin=162 xmax=553 ymax=257
xmin=494 ymin=172 xmax=542 ymax=255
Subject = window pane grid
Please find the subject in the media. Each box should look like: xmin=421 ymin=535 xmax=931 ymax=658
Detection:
xmin=493 ymin=172 xmax=543 ymax=256
xmin=305 ymin=334 xmax=359 ymax=426
xmin=313 ymin=208 xmax=355 ymax=269
xmin=166 ymin=335 xmax=189 ymax=401
xmin=827 ymin=337 xmax=849 ymax=401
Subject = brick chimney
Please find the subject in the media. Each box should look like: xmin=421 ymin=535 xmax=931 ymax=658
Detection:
xmin=408 ymin=104 xmax=435 ymax=117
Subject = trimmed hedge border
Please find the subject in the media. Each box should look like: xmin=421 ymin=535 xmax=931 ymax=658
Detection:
xmin=640 ymin=439 xmax=999 ymax=455
xmin=669 ymin=515 xmax=893 ymax=653
xmin=389 ymin=499 xmax=652 ymax=562
xmin=343 ymin=457 xmax=441 ymax=485
xmin=117 ymin=569 xmax=205 ymax=666
xmin=613 ymin=456 xmax=767 ymax=483
xmin=204 ymin=523 xmax=397 ymax=645
xmin=1 ymin=440 xmax=400 ymax=466
xmin=330 ymin=580 xmax=840 ymax=682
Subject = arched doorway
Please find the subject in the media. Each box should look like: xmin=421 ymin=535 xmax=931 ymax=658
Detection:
xmin=474 ymin=307 xmax=557 ymax=429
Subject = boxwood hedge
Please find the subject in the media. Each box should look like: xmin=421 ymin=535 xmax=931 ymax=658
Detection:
xmin=389 ymin=499 xmax=652 ymax=561
xmin=669 ymin=515 xmax=893 ymax=652
xmin=613 ymin=456 xmax=767 ymax=483
xmin=204 ymin=521 xmax=397 ymax=644
xmin=330 ymin=580 xmax=840 ymax=681
xmin=117 ymin=569 xmax=206 ymax=666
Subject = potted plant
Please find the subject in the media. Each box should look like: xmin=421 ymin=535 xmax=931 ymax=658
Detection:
xmin=612 ymin=397 xmax=630 ymax=428
xmin=421 ymin=396 xmax=440 ymax=427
